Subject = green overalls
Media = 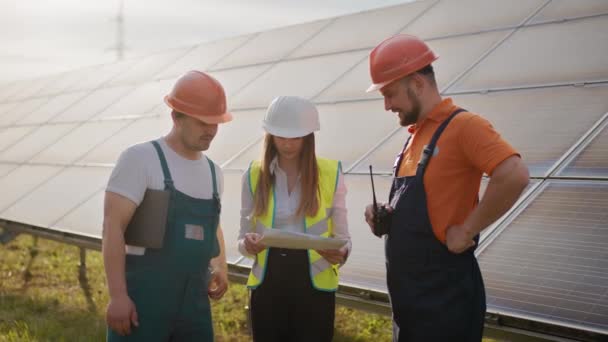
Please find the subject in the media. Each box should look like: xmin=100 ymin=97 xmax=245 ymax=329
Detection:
xmin=108 ymin=141 xmax=221 ymax=342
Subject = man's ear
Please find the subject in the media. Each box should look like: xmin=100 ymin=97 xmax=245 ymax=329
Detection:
xmin=410 ymin=73 xmax=426 ymax=96
xmin=170 ymin=110 xmax=181 ymax=125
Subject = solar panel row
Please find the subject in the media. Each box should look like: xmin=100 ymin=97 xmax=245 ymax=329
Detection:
xmin=1 ymin=0 xmax=607 ymax=335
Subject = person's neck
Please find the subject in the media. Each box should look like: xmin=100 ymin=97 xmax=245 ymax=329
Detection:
xmin=164 ymin=132 xmax=201 ymax=161
xmin=277 ymin=156 xmax=299 ymax=177
xmin=416 ymin=93 xmax=443 ymax=125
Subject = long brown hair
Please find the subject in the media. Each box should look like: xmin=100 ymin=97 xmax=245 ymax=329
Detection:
xmin=253 ymin=133 xmax=319 ymax=217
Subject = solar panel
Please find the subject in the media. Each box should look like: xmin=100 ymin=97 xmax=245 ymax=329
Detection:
xmin=78 ymin=115 xmax=170 ymax=165
xmin=0 ymin=166 xmax=111 ymax=230
xmin=0 ymin=164 xmax=62 ymax=212
xmin=229 ymin=50 xmax=367 ymax=110
xmin=106 ymin=49 xmax=190 ymax=86
xmin=0 ymin=80 xmax=29 ymax=103
xmin=213 ymin=20 xmax=329 ymax=69
xmin=0 ymin=127 xmax=37 ymax=151
xmin=223 ymin=100 xmax=397 ymax=171
xmin=478 ymin=181 xmax=608 ymax=334
xmin=558 ymin=121 xmax=608 ymax=178
xmin=452 ymin=85 xmax=608 ymax=176
xmin=450 ymin=16 xmax=608 ymax=92
xmin=30 ymin=121 xmax=133 ymax=165
xmin=219 ymin=170 xmax=248 ymax=264
xmin=94 ymin=79 xmax=174 ymax=119
xmin=351 ymin=85 xmax=608 ymax=176
xmin=0 ymin=2 xmax=607 ymax=337
xmin=205 ymin=109 xmax=265 ymax=166
xmin=0 ymin=124 xmax=78 ymax=163
xmin=154 ymin=36 xmax=253 ymax=80
xmin=529 ymin=0 xmax=608 ymax=24
xmin=54 ymin=188 xmax=104 ymax=238
xmin=8 ymin=75 xmax=60 ymax=102
xmin=0 ymin=98 xmax=49 ymax=126
xmin=402 ymin=0 xmax=546 ymax=39
xmin=16 ymin=91 xmax=88 ymax=125
xmin=338 ymin=174 xmax=392 ymax=291
xmin=63 ymin=59 xmax=139 ymax=93
xmin=50 ymin=86 xmax=134 ymax=123
xmin=209 ymin=65 xmax=273 ymax=98
xmin=289 ymin=1 xmax=433 ymax=58
xmin=315 ymin=29 xmax=508 ymax=103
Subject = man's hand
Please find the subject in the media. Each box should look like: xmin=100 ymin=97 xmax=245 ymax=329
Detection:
xmin=207 ymin=268 xmax=229 ymax=300
xmin=364 ymin=203 xmax=392 ymax=235
xmin=364 ymin=204 xmax=375 ymax=232
xmin=106 ymin=294 xmax=139 ymax=336
xmin=244 ymin=233 xmax=266 ymax=255
xmin=446 ymin=224 xmax=476 ymax=254
xmin=316 ymin=246 xmax=348 ymax=265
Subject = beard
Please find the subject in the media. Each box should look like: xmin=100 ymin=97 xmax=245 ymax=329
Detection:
xmin=398 ymin=88 xmax=422 ymax=127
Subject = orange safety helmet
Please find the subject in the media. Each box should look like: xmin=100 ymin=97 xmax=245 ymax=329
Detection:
xmin=366 ymin=34 xmax=439 ymax=93
xmin=164 ymin=70 xmax=232 ymax=124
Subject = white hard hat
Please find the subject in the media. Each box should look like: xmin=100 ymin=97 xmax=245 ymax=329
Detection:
xmin=262 ymin=96 xmax=320 ymax=138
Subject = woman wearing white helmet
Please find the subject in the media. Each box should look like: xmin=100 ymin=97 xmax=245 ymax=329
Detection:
xmin=237 ymin=96 xmax=351 ymax=341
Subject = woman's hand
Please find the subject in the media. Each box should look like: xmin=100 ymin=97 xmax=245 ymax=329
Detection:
xmin=244 ymin=233 xmax=266 ymax=255
xmin=316 ymin=246 xmax=348 ymax=265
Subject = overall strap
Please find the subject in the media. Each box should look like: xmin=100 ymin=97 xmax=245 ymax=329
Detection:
xmin=207 ymin=157 xmax=221 ymax=214
xmin=206 ymin=157 xmax=218 ymax=197
xmin=415 ymin=108 xmax=467 ymax=181
xmin=151 ymin=140 xmax=175 ymax=189
xmin=393 ymin=134 xmax=413 ymax=177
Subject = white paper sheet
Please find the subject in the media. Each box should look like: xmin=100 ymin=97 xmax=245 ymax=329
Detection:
xmin=261 ymin=229 xmax=347 ymax=250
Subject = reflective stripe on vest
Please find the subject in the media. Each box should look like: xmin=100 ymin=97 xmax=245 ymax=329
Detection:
xmin=246 ymin=157 xmax=341 ymax=292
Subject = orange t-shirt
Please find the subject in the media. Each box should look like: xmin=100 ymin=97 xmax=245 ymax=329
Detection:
xmin=397 ymin=98 xmax=518 ymax=243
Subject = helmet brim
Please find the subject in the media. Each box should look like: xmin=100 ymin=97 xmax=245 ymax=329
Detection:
xmin=164 ymin=96 xmax=233 ymax=124
xmin=366 ymin=81 xmax=392 ymax=93
xmin=262 ymin=121 xmax=319 ymax=138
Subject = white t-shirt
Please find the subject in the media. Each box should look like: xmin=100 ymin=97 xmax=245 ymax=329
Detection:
xmin=106 ymin=138 xmax=223 ymax=254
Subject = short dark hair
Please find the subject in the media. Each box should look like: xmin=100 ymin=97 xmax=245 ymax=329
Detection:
xmin=172 ymin=110 xmax=185 ymax=119
xmin=415 ymin=64 xmax=436 ymax=85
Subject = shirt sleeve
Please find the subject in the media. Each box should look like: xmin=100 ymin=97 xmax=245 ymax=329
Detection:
xmin=331 ymin=169 xmax=351 ymax=264
xmin=237 ymin=169 xmax=256 ymax=258
xmin=106 ymin=146 xmax=148 ymax=206
xmin=459 ymin=114 xmax=519 ymax=176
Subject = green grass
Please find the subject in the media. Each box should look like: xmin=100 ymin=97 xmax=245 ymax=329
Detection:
xmin=0 ymin=233 xmax=394 ymax=341
xmin=0 ymin=233 xmax=515 ymax=341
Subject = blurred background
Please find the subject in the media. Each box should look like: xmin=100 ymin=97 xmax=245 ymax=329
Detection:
xmin=0 ymin=0 xmax=409 ymax=83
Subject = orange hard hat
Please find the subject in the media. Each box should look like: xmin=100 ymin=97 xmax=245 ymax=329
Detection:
xmin=164 ymin=70 xmax=232 ymax=124
xmin=366 ymin=34 xmax=439 ymax=92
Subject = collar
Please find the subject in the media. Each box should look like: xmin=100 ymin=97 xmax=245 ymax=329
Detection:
xmin=268 ymin=156 xmax=301 ymax=181
xmin=269 ymin=156 xmax=279 ymax=175
xmin=407 ymin=97 xmax=456 ymax=133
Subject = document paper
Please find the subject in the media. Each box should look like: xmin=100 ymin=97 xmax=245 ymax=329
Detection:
xmin=261 ymin=229 xmax=347 ymax=250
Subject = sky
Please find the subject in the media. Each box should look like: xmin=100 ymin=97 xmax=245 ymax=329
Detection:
xmin=0 ymin=0 xmax=410 ymax=84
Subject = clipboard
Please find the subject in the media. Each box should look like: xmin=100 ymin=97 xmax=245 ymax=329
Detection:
xmin=124 ymin=189 xmax=170 ymax=248
xmin=261 ymin=229 xmax=347 ymax=250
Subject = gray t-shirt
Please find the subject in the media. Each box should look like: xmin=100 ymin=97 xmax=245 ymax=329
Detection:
xmin=106 ymin=138 xmax=223 ymax=254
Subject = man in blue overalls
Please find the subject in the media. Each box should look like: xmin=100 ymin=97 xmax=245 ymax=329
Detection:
xmin=364 ymin=35 xmax=530 ymax=341
xmin=103 ymin=70 xmax=232 ymax=341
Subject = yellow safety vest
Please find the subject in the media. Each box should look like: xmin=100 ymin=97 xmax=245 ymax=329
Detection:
xmin=246 ymin=157 xmax=341 ymax=291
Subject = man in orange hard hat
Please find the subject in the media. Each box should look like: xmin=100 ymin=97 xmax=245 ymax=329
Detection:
xmin=103 ymin=70 xmax=232 ymax=341
xmin=364 ymin=35 xmax=529 ymax=341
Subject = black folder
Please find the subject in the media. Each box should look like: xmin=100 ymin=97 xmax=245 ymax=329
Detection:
xmin=124 ymin=189 xmax=170 ymax=248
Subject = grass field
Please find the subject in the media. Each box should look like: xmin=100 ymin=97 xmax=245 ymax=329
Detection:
xmin=0 ymin=233 xmax=395 ymax=342
xmin=0 ymin=232 xmax=517 ymax=341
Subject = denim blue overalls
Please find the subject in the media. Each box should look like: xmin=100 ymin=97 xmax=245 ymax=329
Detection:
xmin=386 ymin=109 xmax=486 ymax=341
xmin=108 ymin=140 xmax=220 ymax=341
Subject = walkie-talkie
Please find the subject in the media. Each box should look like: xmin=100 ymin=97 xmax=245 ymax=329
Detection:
xmin=369 ymin=165 xmax=391 ymax=237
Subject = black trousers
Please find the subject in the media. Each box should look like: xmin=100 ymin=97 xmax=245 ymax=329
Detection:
xmin=250 ymin=248 xmax=335 ymax=342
